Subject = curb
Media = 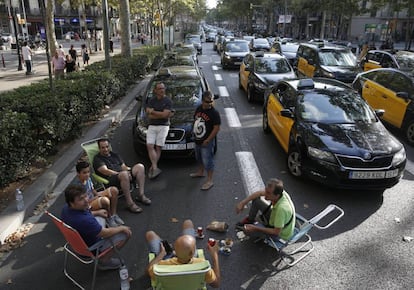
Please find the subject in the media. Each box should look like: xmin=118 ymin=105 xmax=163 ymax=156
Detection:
xmin=0 ymin=79 xmax=146 ymax=243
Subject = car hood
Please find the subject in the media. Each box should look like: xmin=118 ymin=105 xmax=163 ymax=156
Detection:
xmin=139 ymin=107 xmax=195 ymax=128
xmin=304 ymin=122 xmax=402 ymax=157
xmin=321 ymin=65 xmax=360 ymax=74
xmin=258 ymin=72 xmax=296 ymax=84
xmin=225 ymin=51 xmax=249 ymax=57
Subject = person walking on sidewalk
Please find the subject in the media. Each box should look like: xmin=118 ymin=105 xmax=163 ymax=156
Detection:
xmin=191 ymin=91 xmax=221 ymax=191
xmin=145 ymin=82 xmax=174 ymax=179
xmin=61 ymin=184 xmax=132 ymax=270
xmin=51 ymin=50 xmax=66 ymax=80
xmin=81 ymin=44 xmax=89 ymax=66
xmin=93 ymin=138 xmax=151 ymax=213
xmin=22 ymin=41 xmax=34 ymax=75
xmin=72 ymin=161 xmax=124 ymax=227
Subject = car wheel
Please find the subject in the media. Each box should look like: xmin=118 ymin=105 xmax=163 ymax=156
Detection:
xmin=262 ymin=108 xmax=270 ymax=134
xmin=287 ymin=147 xmax=302 ymax=177
xmin=247 ymin=85 xmax=255 ymax=102
xmin=404 ymin=120 xmax=414 ymax=145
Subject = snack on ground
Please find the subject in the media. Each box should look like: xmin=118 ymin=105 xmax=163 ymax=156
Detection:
xmin=206 ymin=221 xmax=229 ymax=232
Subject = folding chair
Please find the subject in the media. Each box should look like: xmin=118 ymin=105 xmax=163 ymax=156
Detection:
xmin=80 ymin=138 xmax=110 ymax=190
xmin=265 ymin=204 xmax=344 ymax=267
xmin=46 ymin=211 xmax=120 ymax=290
xmin=149 ymin=249 xmax=211 ymax=290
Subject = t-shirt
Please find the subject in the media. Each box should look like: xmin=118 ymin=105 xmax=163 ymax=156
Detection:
xmin=72 ymin=177 xmax=94 ymax=200
xmin=148 ymin=257 xmax=216 ymax=284
xmin=93 ymin=152 xmax=124 ymax=179
xmin=193 ymin=106 xmax=221 ymax=144
xmin=147 ymin=96 xmax=172 ymax=126
xmin=269 ymin=191 xmax=295 ymax=240
xmin=61 ymin=205 xmax=102 ymax=246
xmin=22 ymin=46 xmax=32 ymax=61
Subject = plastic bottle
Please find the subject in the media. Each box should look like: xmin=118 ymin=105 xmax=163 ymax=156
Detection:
xmin=15 ymin=188 xmax=24 ymax=211
xmin=119 ymin=264 xmax=130 ymax=290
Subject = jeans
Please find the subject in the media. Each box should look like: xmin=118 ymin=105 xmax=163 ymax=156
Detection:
xmin=195 ymin=140 xmax=215 ymax=171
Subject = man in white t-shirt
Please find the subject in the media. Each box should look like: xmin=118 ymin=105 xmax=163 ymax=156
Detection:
xmin=21 ymin=41 xmax=33 ymax=75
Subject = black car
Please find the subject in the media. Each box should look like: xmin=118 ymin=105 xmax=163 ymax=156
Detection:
xmin=249 ymin=38 xmax=271 ymax=51
xmin=220 ymin=39 xmax=249 ymax=69
xmin=263 ymin=78 xmax=406 ymax=190
xmin=133 ymin=65 xmax=218 ymax=157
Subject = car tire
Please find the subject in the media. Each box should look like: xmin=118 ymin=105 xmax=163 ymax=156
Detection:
xmin=287 ymin=146 xmax=303 ymax=177
xmin=404 ymin=120 xmax=414 ymax=145
xmin=262 ymin=108 xmax=270 ymax=134
xmin=247 ymin=85 xmax=254 ymax=102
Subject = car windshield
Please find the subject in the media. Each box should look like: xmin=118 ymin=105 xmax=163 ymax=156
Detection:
xmin=395 ymin=51 xmax=414 ymax=71
xmin=225 ymin=42 xmax=249 ymax=52
xmin=185 ymin=36 xmax=201 ymax=44
xmin=254 ymin=39 xmax=269 ymax=45
xmin=149 ymin=80 xmax=202 ymax=108
xmin=298 ymin=91 xmax=376 ymax=124
xmin=282 ymin=44 xmax=299 ymax=53
xmin=255 ymin=58 xmax=291 ymax=74
xmin=318 ymin=49 xmax=356 ymax=66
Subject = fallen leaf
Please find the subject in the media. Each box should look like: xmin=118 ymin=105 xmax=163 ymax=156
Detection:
xmin=55 ymin=246 xmax=64 ymax=253
xmin=303 ymin=203 xmax=309 ymax=209
xmin=170 ymin=218 xmax=178 ymax=223
xmin=46 ymin=243 xmax=52 ymax=248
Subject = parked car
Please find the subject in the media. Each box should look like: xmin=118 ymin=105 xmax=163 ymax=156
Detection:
xmin=263 ymin=78 xmax=406 ymax=190
xmin=239 ymin=51 xmax=296 ymax=102
xmin=133 ymin=65 xmax=218 ymax=157
xmin=206 ymin=32 xmax=217 ymax=42
xmin=352 ymin=68 xmax=414 ymax=145
xmin=249 ymin=38 xmax=271 ymax=51
xmin=295 ymin=42 xmax=360 ymax=83
xmin=184 ymin=34 xmax=202 ymax=55
xmin=221 ymin=39 xmax=250 ymax=69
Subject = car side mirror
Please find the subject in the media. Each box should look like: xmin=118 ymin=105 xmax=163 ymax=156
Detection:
xmin=136 ymin=95 xmax=143 ymax=101
xmin=308 ymin=58 xmax=314 ymax=65
xmin=396 ymin=92 xmax=409 ymax=102
xmin=280 ymin=109 xmax=294 ymax=118
xmin=375 ymin=109 xmax=385 ymax=117
xmin=244 ymin=66 xmax=251 ymax=72
xmin=214 ymin=93 xmax=220 ymax=100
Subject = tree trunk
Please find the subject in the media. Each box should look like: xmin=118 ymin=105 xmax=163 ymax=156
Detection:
xmin=46 ymin=0 xmax=56 ymax=55
xmin=119 ymin=0 xmax=132 ymax=57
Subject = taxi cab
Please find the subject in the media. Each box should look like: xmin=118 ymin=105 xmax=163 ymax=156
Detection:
xmin=352 ymin=68 xmax=414 ymax=145
xmin=295 ymin=42 xmax=360 ymax=83
xmin=238 ymin=51 xmax=296 ymax=102
xmin=263 ymin=78 xmax=406 ymax=190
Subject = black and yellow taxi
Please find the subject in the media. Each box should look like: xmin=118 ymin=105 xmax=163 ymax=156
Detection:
xmin=238 ymin=51 xmax=296 ymax=102
xmin=352 ymin=68 xmax=414 ymax=145
xmin=263 ymin=78 xmax=406 ymax=190
xmin=295 ymin=42 xmax=360 ymax=83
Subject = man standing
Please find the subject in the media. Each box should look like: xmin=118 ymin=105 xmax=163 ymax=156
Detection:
xmin=191 ymin=91 xmax=221 ymax=190
xmin=235 ymin=178 xmax=296 ymax=242
xmin=68 ymin=44 xmax=77 ymax=63
xmin=146 ymin=219 xmax=221 ymax=288
xmin=145 ymin=82 xmax=173 ymax=179
xmin=93 ymin=138 xmax=151 ymax=213
xmin=21 ymin=41 xmax=33 ymax=75
xmin=61 ymin=185 xmax=132 ymax=270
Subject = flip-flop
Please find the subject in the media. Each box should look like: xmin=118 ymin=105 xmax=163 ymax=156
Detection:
xmin=150 ymin=168 xmax=162 ymax=179
xmin=136 ymin=194 xmax=152 ymax=205
xmin=201 ymin=181 xmax=214 ymax=191
xmin=127 ymin=203 xmax=143 ymax=213
xmin=190 ymin=173 xmax=204 ymax=178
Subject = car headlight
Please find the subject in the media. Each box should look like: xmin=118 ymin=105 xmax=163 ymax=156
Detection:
xmin=257 ymin=82 xmax=267 ymax=90
xmin=392 ymin=147 xmax=406 ymax=166
xmin=224 ymin=53 xmax=231 ymax=59
xmin=308 ymin=146 xmax=336 ymax=163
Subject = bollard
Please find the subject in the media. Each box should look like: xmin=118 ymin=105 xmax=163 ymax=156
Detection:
xmin=1 ymin=53 xmax=5 ymax=68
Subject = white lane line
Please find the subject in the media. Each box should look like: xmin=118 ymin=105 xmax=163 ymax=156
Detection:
xmin=405 ymin=159 xmax=414 ymax=176
xmin=201 ymin=61 xmax=209 ymax=64
xmin=212 ymin=65 xmax=219 ymax=71
xmin=218 ymin=86 xmax=229 ymax=97
xmin=236 ymin=151 xmax=265 ymax=196
xmin=225 ymin=108 xmax=242 ymax=128
xmin=214 ymin=74 xmax=222 ymax=81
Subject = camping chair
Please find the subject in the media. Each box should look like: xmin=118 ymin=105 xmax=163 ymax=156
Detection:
xmin=264 ymin=204 xmax=344 ymax=267
xmin=46 ymin=211 xmax=121 ymax=290
xmin=149 ymin=249 xmax=211 ymax=290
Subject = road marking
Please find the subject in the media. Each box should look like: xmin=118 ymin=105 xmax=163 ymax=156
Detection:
xmin=214 ymin=74 xmax=222 ymax=81
xmin=225 ymin=108 xmax=241 ymax=128
xmin=201 ymin=61 xmax=209 ymax=64
xmin=218 ymin=86 xmax=229 ymax=97
xmin=236 ymin=151 xmax=265 ymax=196
xmin=212 ymin=65 xmax=219 ymax=71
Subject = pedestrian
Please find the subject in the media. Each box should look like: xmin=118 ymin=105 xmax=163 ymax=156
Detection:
xmin=51 ymin=49 xmax=66 ymax=80
xmin=235 ymin=178 xmax=296 ymax=242
xmin=58 ymin=44 xmax=65 ymax=57
xmin=21 ymin=41 xmax=34 ymax=75
xmin=61 ymin=184 xmax=131 ymax=270
xmin=68 ymin=44 xmax=77 ymax=63
xmin=65 ymin=54 xmax=76 ymax=73
xmin=145 ymin=82 xmax=174 ymax=179
xmin=81 ymin=44 xmax=89 ymax=66
xmin=190 ymin=91 xmax=221 ymax=190
xmin=93 ymin=137 xmax=151 ymax=214
xmin=72 ymin=161 xmax=124 ymax=227
xmin=146 ymin=219 xmax=221 ymax=288
xmin=109 ymin=37 xmax=114 ymax=53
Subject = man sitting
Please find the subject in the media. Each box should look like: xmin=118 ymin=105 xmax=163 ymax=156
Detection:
xmin=93 ymin=137 xmax=151 ymax=213
xmin=146 ymin=219 xmax=221 ymax=288
xmin=61 ymin=185 xmax=132 ymax=270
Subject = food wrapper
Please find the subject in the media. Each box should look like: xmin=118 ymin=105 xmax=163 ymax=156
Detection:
xmin=206 ymin=221 xmax=229 ymax=232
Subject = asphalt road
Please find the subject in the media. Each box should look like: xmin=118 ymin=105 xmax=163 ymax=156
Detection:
xmin=0 ymin=42 xmax=413 ymax=290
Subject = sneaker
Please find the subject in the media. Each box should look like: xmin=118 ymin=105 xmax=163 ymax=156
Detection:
xmin=106 ymin=216 xmax=118 ymax=228
xmin=112 ymin=214 xmax=125 ymax=225
xmin=236 ymin=217 xmax=254 ymax=231
xmin=98 ymin=258 xmax=121 ymax=271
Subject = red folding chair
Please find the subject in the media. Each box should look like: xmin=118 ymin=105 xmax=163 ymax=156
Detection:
xmin=46 ymin=211 xmax=117 ymax=290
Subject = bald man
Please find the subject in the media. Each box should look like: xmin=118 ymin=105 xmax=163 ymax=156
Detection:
xmin=146 ymin=219 xmax=221 ymax=288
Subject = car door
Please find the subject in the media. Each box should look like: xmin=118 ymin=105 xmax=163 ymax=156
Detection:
xmin=363 ymin=52 xmax=382 ymax=71
xmin=361 ymin=70 xmax=391 ymax=113
xmin=239 ymin=55 xmax=251 ymax=91
xmin=298 ymin=47 xmax=316 ymax=77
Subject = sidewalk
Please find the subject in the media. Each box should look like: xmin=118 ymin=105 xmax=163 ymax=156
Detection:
xmin=0 ymin=46 xmax=146 ymax=243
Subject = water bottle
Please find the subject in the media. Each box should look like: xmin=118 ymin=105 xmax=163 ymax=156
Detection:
xmin=15 ymin=188 xmax=24 ymax=211
xmin=119 ymin=264 xmax=130 ymax=290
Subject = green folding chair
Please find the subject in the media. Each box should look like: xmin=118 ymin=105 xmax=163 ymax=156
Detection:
xmin=80 ymin=138 xmax=110 ymax=190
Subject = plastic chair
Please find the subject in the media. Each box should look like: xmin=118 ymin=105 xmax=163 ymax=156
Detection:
xmin=149 ymin=249 xmax=211 ymax=290
xmin=80 ymin=138 xmax=110 ymax=190
xmin=264 ymin=204 xmax=344 ymax=267
xmin=46 ymin=211 xmax=119 ymax=290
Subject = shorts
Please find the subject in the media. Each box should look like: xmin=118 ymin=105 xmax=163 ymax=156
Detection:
xmin=97 ymin=232 xmax=129 ymax=252
xmin=148 ymin=227 xmax=196 ymax=258
xmin=89 ymin=188 xmax=112 ymax=210
xmin=146 ymin=125 xmax=169 ymax=146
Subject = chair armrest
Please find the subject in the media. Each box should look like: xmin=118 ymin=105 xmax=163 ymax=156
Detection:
xmin=92 ymin=173 xmax=110 ymax=185
xmin=311 ymin=204 xmax=344 ymax=230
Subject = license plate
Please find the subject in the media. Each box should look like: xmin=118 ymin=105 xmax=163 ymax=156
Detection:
xmin=349 ymin=169 xmax=399 ymax=179
xmin=234 ymin=62 xmax=241 ymax=65
xmin=163 ymin=143 xmax=195 ymax=150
